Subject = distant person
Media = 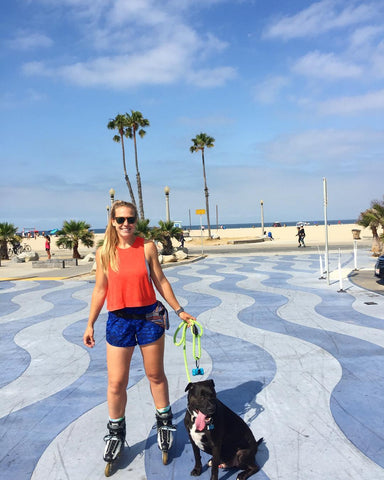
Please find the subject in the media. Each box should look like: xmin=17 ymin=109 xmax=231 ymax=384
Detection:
xmin=12 ymin=240 xmax=21 ymax=255
xmin=45 ymin=235 xmax=51 ymax=259
xmin=179 ymin=233 xmax=185 ymax=248
xmin=296 ymin=226 xmax=306 ymax=247
xmin=267 ymin=231 xmax=274 ymax=241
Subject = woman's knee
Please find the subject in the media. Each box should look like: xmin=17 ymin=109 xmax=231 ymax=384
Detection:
xmin=108 ymin=377 xmax=128 ymax=395
xmin=146 ymin=369 xmax=167 ymax=385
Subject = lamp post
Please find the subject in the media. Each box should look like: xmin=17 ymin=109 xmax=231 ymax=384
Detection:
xmin=260 ymin=200 xmax=264 ymax=237
xmin=164 ymin=186 xmax=170 ymax=222
xmin=323 ymin=178 xmax=329 ymax=285
xmin=106 ymin=205 xmax=110 ymax=223
xmin=109 ymin=188 xmax=115 ymax=207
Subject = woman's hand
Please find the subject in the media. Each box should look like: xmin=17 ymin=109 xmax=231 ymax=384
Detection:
xmin=179 ymin=310 xmax=196 ymax=327
xmin=83 ymin=325 xmax=95 ymax=348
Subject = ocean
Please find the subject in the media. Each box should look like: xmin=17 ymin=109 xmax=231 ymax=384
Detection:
xmin=91 ymin=219 xmax=357 ymax=234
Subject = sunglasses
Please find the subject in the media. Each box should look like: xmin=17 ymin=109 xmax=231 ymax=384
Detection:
xmin=115 ymin=216 xmax=136 ymax=225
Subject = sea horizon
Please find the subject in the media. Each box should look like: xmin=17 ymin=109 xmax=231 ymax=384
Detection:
xmin=22 ymin=218 xmax=358 ymax=236
xmin=91 ymin=218 xmax=357 ymax=234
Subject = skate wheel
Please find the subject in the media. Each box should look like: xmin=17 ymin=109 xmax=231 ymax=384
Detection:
xmin=104 ymin=462 xmax=113 ymax=477
xmin=162 ymin=450 xmax=168 ymax=465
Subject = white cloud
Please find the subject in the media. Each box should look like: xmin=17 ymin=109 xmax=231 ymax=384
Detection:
xmin=23 ymin=49 xmax=236 ymax=89
xmin=264 ymin=0 xmax=377 ymax=40
xmin=319 ymin=89 xmax=384 ymax=115
xmin=293 ymin=51 xmax=362 ymax=79
xmin=20 ymin=1 xmax=235 ymax=89
xmin=107 ymin=0 xmax=170 ymax=27
xmin=187 ymin=67 xmax=237 ymax=87
xmin=8 ymin=30 xmax=53 ymax=50
xmin=349 ymin=25 xmax=384 ymax=49
xmin=261 ymin=128 xmax=383 ymax=171
xmin=253 ymin=76 xmax=290 ymax=104
xmin=0 ymin=89 xmax=46 ymax=109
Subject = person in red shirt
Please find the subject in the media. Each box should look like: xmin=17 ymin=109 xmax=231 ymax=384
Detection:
xmin=45 ymin=235 xmax=51 ymax=259
xmin=83 ymin=200 xmax=195 ymax=468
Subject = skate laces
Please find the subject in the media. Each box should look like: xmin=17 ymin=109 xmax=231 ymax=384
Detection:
xmin=103 ymin=433 xmax=121 ymax=442
xmin=154 ymin=413 xmax=177 ymax=432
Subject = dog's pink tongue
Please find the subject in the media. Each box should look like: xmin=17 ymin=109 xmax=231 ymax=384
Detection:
xmin=195 ymin=411 xmax=207 ymax=431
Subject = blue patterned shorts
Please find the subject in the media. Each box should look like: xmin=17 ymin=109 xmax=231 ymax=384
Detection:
xmin=106 ymin=302 xmax=165 ymax=347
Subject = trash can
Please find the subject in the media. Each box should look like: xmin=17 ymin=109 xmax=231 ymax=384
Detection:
xmin=352 ymin=229 xmax=361 ymax=240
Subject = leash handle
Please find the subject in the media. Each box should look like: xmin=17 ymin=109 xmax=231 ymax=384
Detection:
xmin=173 ymin=320 xmax=204 ymax=382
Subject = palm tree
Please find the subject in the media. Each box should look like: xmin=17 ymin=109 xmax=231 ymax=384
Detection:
xmin=190 ymin=132 xmax=215 ymax=238
xmin=125 ymin=110 xmax=150 ymax=220
xmin=56 ymin=220 xmax=95 ymax=259
xmin=151 ymin=220 xmax=182 ymax=256
xmin=135 ymin=218 xmax=152 ymax=239
xmin=357 ymin=198 xmax=384 ymax=256
xmin=0 ymin=222 xmax=18 ymax=260
xmin=107 ymin=114 xmax=137 ymax=206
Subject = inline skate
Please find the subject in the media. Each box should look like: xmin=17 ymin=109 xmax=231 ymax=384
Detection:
xmin=155 ymin=408 xmax=176 ymax=465
xmin=103 ymin=418 xmax=126 ymax=477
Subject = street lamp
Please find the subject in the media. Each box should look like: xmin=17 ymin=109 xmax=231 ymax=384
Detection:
xmin=109 ymin=188 xmax=115 ymax=207
xmin=164 ymin=186 xmax=170 ymax=222
xmin=260 ymin=200 xmax=264 ymax=237
xmin=106 ymin=205 xmax=110 ymax=223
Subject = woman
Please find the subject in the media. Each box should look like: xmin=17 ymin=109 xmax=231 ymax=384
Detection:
xmin=45 ymin=235 xmax=51 ymax=259
xmin=83 ymin=201 xmax=195 ymax=466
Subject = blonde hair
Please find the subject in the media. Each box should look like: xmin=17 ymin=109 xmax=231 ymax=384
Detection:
xmin=100 ymin=200 xmax=138 ymax=273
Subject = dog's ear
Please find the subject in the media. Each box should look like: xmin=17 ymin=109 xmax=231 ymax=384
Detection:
xmin=185 ymin=382 xmax=193 ymax=392
xmin=208 ymin=379 xmax=215 ymax=388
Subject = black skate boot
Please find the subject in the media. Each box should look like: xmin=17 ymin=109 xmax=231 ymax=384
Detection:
xmin=103 ymin=418 xmax=126 ymax=477
xmin=155 ymin=408 xmax=176 ymax=465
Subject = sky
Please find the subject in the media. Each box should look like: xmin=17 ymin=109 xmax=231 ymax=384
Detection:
xmin=1 ymin=0 xmax=383 ymax=231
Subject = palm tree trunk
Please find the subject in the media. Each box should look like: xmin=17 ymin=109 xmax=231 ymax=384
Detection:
xmin=133 ymin=133 xmax=145 ymax=219
xmin=121 ymin=136 xmax=137 ymax=206
xmin=371 ymin=226 xmax=382 ymax=256
xmin=163 ymin=235 xmax=173 ymax=255
xmin=0 ymin=240 xmax=8 ymax=260
xmin=73 ymin=242 xmax=80 ymax=259
xmin=201 ymin=150 xmax=211 ymax=238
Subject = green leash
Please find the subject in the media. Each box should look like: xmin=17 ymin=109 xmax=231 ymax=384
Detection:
xmin=173 ymin=320 xmax=204 ymax=383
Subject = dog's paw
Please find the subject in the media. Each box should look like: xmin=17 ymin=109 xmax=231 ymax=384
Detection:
xmin=190 ymin=466 xmax=202 ymax=476
xmin=208 ymin=458 xmax=227 ymax=469
xmin=237 ymin=468 xmax=260 ymax=480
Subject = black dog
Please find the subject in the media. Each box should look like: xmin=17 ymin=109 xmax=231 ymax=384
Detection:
xmin=184 ymin=380 xmax=263 ymax=480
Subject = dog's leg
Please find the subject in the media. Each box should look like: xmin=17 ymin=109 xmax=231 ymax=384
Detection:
xmin=209 ymin=444 xmax=222 ymax=480
xmin=234 ymin=447 xmax=260 ymax=480
xmin=189 ymin=437 xmax=203 ymax=476
xmin=235 ymin=449 xmax=260 ymax=480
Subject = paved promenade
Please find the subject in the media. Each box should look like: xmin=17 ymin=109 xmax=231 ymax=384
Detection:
xmin=1 ymin=247 xmax=384 ymax=480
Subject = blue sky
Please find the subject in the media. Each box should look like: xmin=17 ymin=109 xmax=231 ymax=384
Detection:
xmin=1 ymin=0 xmax=383 ymax=230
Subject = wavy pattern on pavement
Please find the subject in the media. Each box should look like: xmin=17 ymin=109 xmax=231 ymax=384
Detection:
xmin=0 ymin=251 xmax=383 ymax=480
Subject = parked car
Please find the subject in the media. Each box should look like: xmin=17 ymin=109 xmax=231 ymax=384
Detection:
xmin=374 ymin=255 xmax=384 ymax=279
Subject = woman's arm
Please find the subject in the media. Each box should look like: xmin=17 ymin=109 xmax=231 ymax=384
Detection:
xmin=145 ymin=240 xmax=195 ymax=324
xmin=83 ymin=248 xmax=108 ymax=348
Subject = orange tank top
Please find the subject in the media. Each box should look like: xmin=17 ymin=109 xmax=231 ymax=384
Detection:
xmin=106 ymin=237 xmax=157 ymax=311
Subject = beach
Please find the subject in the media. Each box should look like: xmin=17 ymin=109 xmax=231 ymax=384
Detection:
xmin=14 ymin=223 xmax=374 ymax=256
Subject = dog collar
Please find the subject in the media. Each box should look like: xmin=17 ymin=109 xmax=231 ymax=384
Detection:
xmin=206 ymin=420 xmax=215 ymax=431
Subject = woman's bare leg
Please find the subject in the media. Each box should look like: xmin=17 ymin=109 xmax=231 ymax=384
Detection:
xmin=106 ymin=343 xmax=135 ymax=419
xmin=140 ymin=335 xmax=170 ymax=409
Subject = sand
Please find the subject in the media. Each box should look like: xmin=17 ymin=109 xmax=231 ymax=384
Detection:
xmin=16 ymin=223 xmax=373 ymax=256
